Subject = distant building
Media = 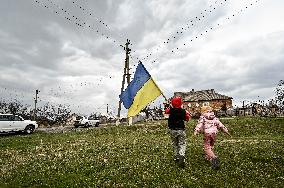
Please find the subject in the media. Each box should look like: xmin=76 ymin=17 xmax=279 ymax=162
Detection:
xmin=174 ymin=89 xmax=233 ymax=117
xmin=237 ymin=102 xmax=280 ymax=117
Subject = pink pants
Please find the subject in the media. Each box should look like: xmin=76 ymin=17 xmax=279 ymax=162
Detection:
xmin=203 ymin=133 xmax=217 ymax=160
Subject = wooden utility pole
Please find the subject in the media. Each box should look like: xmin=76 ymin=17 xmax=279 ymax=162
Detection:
xmin=34 ymin=89 xmax=39 ymax=121
xmin=117 ymin=39 xmax=131 ymax=125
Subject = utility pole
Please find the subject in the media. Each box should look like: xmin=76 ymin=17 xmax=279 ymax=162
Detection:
xmin=34 ymin=89 xmax=39 ymax=121
xmin=117 ymin=39 xmax=131 ymax=125
xmin=242 ymin=100 xmax=245 ymax=116
xmin=107 ymin=104 xmax=109 ymax=114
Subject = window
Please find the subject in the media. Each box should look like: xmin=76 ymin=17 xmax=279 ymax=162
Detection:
xmin=203 ymin=102 xmax=209 ymax=106
xmin=88 ymin=116 xmax=99 ymax=120
xmin=8 ymin=115 xmax=15 ymax=121
xmin=14 ymin=116 xmax=22 ymax=121
xmin=0 ymin=115 xmax=10 ymax=121
xmin=76 ymin=116 xmax=83 ymax=120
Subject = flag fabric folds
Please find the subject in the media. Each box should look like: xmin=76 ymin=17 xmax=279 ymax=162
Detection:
xmin=120 ymin=62 xmax=162 ymax=117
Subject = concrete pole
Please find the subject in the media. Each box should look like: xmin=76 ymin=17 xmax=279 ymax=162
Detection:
xmin=117 ymin=39 xmax=131 ymax=126
xmin=34 ymin=89 xmax=39 ymax=121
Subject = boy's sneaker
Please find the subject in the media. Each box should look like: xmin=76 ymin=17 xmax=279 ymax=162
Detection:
xmin=211 ymin=157 xmax=220 ymax=170
xmin=178 ymin=155 xmax=185 ymax=168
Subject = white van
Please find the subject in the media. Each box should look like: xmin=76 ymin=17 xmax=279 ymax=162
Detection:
xmin=0 ymin=114 xmax=38 ymax=134
xmin=74 ymin=116 xmax=100 ymax=128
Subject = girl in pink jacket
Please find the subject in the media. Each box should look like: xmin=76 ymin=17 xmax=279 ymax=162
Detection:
xmin=194 ymin=106 xmax=231 ymax=169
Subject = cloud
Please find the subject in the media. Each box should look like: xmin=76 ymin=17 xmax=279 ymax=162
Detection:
xmin=0 ymin=0 xmax=283 ymax=116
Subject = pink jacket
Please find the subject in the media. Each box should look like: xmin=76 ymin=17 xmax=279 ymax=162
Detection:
xmin=194 ymin=112 xmax=228 ymax=135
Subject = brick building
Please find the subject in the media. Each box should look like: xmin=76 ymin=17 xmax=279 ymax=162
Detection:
xmin=174 ymin=89 xmax=233 ymax=117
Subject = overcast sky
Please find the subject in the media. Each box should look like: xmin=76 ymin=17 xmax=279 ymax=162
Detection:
xmin=0 ymin=0 xmax=283 ymax=116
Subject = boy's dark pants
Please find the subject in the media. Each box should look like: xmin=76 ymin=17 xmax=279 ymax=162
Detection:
xmin=169 ymin=129 xmax=186 ymax=159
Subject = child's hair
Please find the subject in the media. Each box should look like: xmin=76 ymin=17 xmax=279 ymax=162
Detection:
xmin=201 ymin=106 xmax=213 ymax=114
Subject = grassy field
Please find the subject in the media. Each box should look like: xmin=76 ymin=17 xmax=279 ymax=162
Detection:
xmin=0 ymin=117 xmax=283 ymax=187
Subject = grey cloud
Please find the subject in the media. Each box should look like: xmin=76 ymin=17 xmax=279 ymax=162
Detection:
xmin=0 ymin=0 xmax=283 ymax=115
xmin=153 ymin=30 xmax=284 ymax=103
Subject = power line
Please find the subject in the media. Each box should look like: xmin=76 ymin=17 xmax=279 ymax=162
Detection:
xmin=136 ymin=0 xmax=261 ymax=66
xmin=34 ymin=0 xmax=122 ymax=47
xmin=33 ymin=0 xmax=129 ymax=86
xmin=129 ymin=0 xmax=231 ymax=62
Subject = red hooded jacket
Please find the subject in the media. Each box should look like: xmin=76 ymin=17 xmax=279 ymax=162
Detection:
xmin=165 ymin=97 xmax=190 ymax=129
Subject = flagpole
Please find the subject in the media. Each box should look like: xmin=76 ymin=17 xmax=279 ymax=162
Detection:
xmin=161 ymin=93 xmax=167 ymax=101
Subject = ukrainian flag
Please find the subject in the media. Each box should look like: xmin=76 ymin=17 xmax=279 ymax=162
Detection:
xmin=120 ymin=62 xmax=162 ymax=117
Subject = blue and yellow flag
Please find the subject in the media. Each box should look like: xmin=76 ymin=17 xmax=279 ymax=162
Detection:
xmin=120 ymin=62 xmax=162 ymax=117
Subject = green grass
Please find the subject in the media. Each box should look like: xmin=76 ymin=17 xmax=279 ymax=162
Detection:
xmin=0 ymin=117 xmax=283 ymax=187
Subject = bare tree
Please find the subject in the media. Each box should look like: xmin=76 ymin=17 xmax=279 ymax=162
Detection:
xmin=0 ymin=99 xmax=31 ymax=119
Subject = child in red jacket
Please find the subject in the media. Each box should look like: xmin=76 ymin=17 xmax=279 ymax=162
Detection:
xmin=165 ymin=97 xmax=190 ymax=168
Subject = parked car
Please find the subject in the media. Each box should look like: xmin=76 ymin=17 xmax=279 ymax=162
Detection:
xmin=0 ymin=114 xmax=38 ymax=134
xmin=74 ymin=116 xmax=100 ymax=128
